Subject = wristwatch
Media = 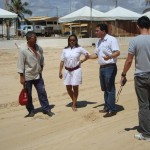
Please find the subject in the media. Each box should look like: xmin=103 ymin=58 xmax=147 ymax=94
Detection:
xmin=121 ymin=72 xmax=126 ymax=77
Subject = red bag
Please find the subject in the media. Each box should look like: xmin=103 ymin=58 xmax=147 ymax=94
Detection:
xmin=19 ymin=88 xmax=28 ymax=105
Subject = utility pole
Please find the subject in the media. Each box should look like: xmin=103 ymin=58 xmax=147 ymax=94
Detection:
xmin=90 ymin=0 xmax=93 ymax=38
xmin=70 ymin=0 xmax=72 ymax=13
xmin=69 ymin=0 xmax=72 ymax=35
xmin=56 ymin=6 xmax=59 ymax=36
xmin=115 ymin=0 xmax=118 ymax=7
xmin=5 ymin=0 xmax=8 ymax=10
xmin=114 ymin=0 xmax=118 ymax=7
xmin=5 ymin=0 xmax=10 ymax=40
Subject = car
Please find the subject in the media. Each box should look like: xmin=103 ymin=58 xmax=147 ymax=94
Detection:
xmin=63 ymin=31 xmax=70 ymax=36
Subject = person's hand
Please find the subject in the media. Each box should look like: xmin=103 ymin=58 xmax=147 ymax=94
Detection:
xmin=80 ymin=53 xmax=89 ymax=65
xmin=79 ymin=60 xmax=82 ymax=66
xmin=59 ymin=72 xmax=63 ymax=79
xmin=20 ymin=76 xmax=25 ymax=85
xmin=120 ymin=76 xmax=127 ymax=86
xmin=85 ymin=53 xmax=90 ymax=59
xmin=103 ymin=55 xmax=111 ymax=61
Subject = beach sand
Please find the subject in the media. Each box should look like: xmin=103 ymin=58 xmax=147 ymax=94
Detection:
xmin=0 ymin=45 xmax=149 ymax=150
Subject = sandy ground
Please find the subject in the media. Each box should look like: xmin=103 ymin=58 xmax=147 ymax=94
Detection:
xmin=0 ymin=45 xmax=150 ymax=150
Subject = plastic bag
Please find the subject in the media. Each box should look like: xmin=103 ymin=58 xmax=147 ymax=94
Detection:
xmin=19 ymin=88 xmax=28 ymax=105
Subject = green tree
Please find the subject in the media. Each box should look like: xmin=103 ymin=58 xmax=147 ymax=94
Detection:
xmin=8 ymin=0 xmax=32 ymax=36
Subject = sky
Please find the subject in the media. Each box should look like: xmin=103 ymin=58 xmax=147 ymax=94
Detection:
xmin=0 ymin=0 xmax=150 ymax=17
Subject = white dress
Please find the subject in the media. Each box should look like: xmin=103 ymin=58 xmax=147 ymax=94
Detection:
xmin=61 ymin=46 xmax=89 ymax=85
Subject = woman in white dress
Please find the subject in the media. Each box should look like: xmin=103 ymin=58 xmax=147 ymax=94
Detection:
xmin=59 ymin=34 xmax=89 ymax=111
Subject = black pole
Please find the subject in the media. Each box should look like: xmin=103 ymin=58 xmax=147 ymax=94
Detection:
xmin=115 ymin=0 xmax=118 ymax=7
xmin=90 ymin=0 xmax=92 ymax=38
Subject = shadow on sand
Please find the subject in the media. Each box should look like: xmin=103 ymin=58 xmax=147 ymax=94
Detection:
xmin=124 ymin=126 xmax=141 ymax=132
xmin=93 ymin=103 xmax=125 ymax=113
xmin=33 ymin=104 xmax=55 ymax=114
xmin=66 ymin=100 xmax=97 ymax=108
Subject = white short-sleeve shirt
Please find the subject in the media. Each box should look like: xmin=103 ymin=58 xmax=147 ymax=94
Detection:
xmin=95 ymin=34 xmax=120 ymax=65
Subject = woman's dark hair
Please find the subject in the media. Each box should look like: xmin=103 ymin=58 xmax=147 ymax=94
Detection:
xmin=26 ymin=31 xmax=36 ymax=41
xmin=96 ymin=23 xmax=108 ymax=33
xmin=137 ymin=16 xmax=150 ymax=29
xmin=65 ymin=34 xmax=80 ymax=48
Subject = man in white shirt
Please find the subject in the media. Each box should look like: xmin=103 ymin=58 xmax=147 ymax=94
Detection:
xmin=89 ymin=23 xmax=120 ymax=117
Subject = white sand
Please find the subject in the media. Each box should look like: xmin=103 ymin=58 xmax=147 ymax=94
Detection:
xmin=0 ymin=40 xmax=149 ymax=150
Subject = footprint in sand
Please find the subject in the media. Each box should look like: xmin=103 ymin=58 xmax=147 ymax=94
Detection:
xmin=84 ymin=111 xmax=99 ymax=122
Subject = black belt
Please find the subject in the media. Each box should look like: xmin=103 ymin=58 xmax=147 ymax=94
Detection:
xmin=100 ymin=63 xmax=116 ymax=68
xmin=65 ymin=65 xmax=80 ymax=71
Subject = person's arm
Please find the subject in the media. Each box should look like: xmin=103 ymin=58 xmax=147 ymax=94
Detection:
xmin=104 ymin=37 xmax=120 ymax=60
xmin=88 ymin=53 xmax=98 ymax=59
xmin=80 ymin=57 xmax=88 ymax=64
xmin=59 ymin=61 xmax=64 ymax=79
xmin=39 ymin=46 xmax=44 ymax=72
xmin=103 ymin=50 xmax=120 ymax=60
xmin=80 ymin=52 xmax=90 ymax=64
xmin=20 ymin=73 xmax=25 ymax=85
xmin=80 ymin=53 xmax=98 ymax=64
xmin=120 ymin=53 xmax=134 ymax=86
xmin=17 ymin=49 xmax=25 ymax=85
xmin=79 ymin=47 xmax=90 ymax=64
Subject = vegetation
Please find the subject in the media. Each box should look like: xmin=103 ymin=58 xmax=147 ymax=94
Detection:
xmin=8 ymin=0 xmax=32 ymax=28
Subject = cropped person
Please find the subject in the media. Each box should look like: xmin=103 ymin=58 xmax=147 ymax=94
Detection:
xmin=59 ymin=34 xmax=89 ymax=111
xmin=88 ymin=23 xmax=120 ymax=117
xmin=120 ymin=16 xmax=150 ymax=141
xmin=17 ymin=31 xmax=54 ymax=117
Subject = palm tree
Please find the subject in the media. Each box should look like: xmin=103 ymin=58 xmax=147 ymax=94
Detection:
xmin=8 ymin=0 xmax=32 ymax=36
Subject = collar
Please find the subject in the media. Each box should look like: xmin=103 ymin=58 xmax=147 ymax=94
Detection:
xmin=100 ymin=34 xmax=108 ymax=41
xmin=27 ymin=43 xmax=38 ymax=51
xmin=70 ymin=46 xmax=76 ymax=49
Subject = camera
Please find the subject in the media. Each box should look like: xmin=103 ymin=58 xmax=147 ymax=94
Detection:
xmin=122 ymin=77 xmax=127 ymax=86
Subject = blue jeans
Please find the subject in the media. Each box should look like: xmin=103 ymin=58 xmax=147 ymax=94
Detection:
xmin=99 ymin=65 xmax=117 ymax=112
xmin=25 ymin=78 xmax=50 ymax=113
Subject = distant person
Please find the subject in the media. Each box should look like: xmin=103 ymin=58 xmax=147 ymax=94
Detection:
xmin=120 ymin=16 xmax=150 ymax=141
xmin=59 ymin=34 xmax=89 ymax=111
xmin=88 ymin=23 xmax=120 ymax=117
xmin=17 ymin=31 xmax=55 ymax=118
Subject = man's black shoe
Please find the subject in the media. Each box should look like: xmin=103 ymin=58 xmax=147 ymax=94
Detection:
xmin=99 ymin=109 xmax=108 ymax=113
xmin=25 ymin=112 xmax=35 ymax=118
xmin=43 ymin=110 xmax=55 ymax=117
xmin=103 ymin=111 xmax=117 ymax=118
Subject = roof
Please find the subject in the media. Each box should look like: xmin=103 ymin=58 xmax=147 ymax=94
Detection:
xmin=101 ymin=6 xmax=141 ymax=20
xmin=142 ymin=11 xmax=150 ymax=18
xmin=64 ymin=23 xmax=88 ymax=27
xmin=25 ymin=16 xmax=58 ymax=22
xmin=26 ymin=16 xmax=50 ymax=21
xmin=0 ymin=8 xmax=17 ymax=19
xmin=58 ymin=6 xmax=104 ymax=23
